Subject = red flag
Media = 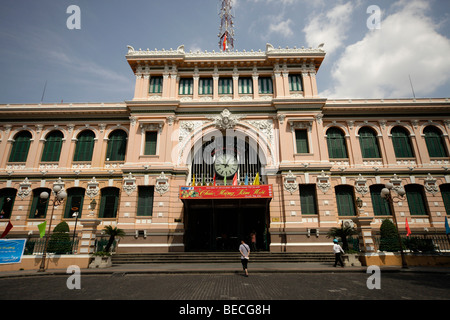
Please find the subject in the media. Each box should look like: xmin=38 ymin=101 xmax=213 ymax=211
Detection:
xmin=0 ymin=221 xmax=13 ymax=238
xmin=405 ymin=218 xmax=411 ymax=237
xmin=213 ymin=173 xmax=216 ymax=186
xmin=222 ymin=33 xmax=227 ymax=51
xmin=232 ymin=173 xmax=238 ymax=186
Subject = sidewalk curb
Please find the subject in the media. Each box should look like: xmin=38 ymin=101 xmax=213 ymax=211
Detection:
xmin=1 ymin=264 xmax=449 ymax=278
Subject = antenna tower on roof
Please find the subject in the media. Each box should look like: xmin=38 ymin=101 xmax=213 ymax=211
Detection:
xmin=218 ymin=0 xmax=235 ymax=51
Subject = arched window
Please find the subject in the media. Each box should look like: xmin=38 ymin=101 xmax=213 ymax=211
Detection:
xmin=424 ymin=126 xmax=448 ymax=158
xmin=9 ymin=131 xmax=32 ymax=163
xmin=369 ymin=185 xmax=392 ymax=216
xmin=405 ymin=184 xmax=429 ymax=216
xmin=359 ymin=127 xmax=381 ymax=158
xmin=0 ymin=188 xmax=17 ymax=219
xmin=64 ymin=188 xmax=85 ymax=219
xmin=99 ymin=187 xmax=119 ymax=218
xmin=41 ymin=130 xmax=63 ymax=162
xmin=29 ymin=188 xmax=51 ymax=219
xmin=106 ymin=130 xmax=127 ymax=161
xmin=439 ymin=184 xmax=450 ymax=216
xmin=326 ymin=127 xmax=348 ymax=159
xmin=391 ymin=126 xmax=414 ymax=158
xmin=335 ymin=185 xmax=356 ymax=216
xmin=73 ymin=130 xmax=95 ymax=162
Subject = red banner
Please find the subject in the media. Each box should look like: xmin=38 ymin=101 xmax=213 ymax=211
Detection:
xmin=180 ymin=185 xmax=273 ymax=200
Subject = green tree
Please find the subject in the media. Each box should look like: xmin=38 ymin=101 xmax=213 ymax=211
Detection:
xmin=103 ymin=226 xmax=126 ymax=252
xmin=379 ymin=219 xmax=402 ymax=252
xmin=326 ymin=224 xmax=357 ymax=252
xmin=47 ymin=221 xmax=72 ymax=254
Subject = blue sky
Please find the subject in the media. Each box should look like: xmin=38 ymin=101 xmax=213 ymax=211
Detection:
xmin=0 ymin=0 xmax=449 ymax=104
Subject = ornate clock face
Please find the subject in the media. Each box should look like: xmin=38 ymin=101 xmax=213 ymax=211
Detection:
xmin=214 ymin=153 xmax=238 ymax=177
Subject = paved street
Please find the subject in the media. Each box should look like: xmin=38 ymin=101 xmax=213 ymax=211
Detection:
xmin=1 ymin=272 xmax=449 ymax=300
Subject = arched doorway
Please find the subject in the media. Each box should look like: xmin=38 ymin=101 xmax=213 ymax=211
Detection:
xmin=182 ymin=131 xmax=271 ymax=252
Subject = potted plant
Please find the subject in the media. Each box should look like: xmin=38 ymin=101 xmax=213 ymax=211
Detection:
xmin=89 ymin=251 xmax=112 ymax=268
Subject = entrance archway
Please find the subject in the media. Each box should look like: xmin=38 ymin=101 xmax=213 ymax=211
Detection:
xmin=181 ymin=130 xmax=272 ymax=252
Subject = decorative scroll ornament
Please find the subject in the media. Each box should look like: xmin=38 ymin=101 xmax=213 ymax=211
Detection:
xmin=390 ymin=174 xmax=403 ymax=193
xmin=317 ymin=170 xmax=331 ymax=194
xmin=283 ymin=170 xmax=298 ymax=194
xmin=424 ymin=173 xmax=439 ymax=195
xmin=207 ymin=109 xmax=245 ymax=130
xmin=155 ymin=172 xmax=170 ymax=196
xmin=18 ymin=177 xmax=32 ymax=200
xmin=86 ymin=177 xmax=99 ymax=199
xmin=354 ymin=174 xmax=368 ymax=196
xmin=123 ymin=172 xmax=137 ymax=196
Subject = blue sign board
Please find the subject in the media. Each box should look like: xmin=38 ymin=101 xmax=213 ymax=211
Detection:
xmin=0 ymin=239 xmax=27 ymax=264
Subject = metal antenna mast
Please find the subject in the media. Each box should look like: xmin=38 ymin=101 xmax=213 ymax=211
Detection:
xmin=218 ymin=0 xmax=235 ymax=51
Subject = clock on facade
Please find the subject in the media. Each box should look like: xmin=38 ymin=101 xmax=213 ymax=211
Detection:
xmin=214 ymin=153 xmax=238 ymax=177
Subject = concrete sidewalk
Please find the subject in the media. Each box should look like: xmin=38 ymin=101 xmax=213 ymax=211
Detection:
xmin=1 ymin=262 xmax=449 ymax=278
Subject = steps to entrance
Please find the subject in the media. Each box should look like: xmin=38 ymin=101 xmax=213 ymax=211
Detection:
xmin=111 ymin=252 xmax=335 ymax=265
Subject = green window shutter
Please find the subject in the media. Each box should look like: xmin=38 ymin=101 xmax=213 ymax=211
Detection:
xmin=64 ymin=188 xmax=85 ymax=218
xmin=327 ymin=127 xmax=348 ymax=159
xmin=391 ymin=126 xmax=414 ymax=158
xmin=179 ymin=78 xmax=193 ymax=95
xmin=106 ymin=130 xmax=127 ymax=161
xmin=289 ymin=75 xmax=302 ymax=91
xmin=295 ymin=130 xmax=309 ymax=153
xmin=29 ymin=188 xmax=50 ymax=218
xmin=359 ymin=127 xmax=380 ymax=158
xmin=218 ymin=78 xmax=233 ymax=94
xmin=137 ymin=186 xmax=154 ymax=216
xmin=406 ymin=185 xmax=428 ymax=215
xmin=238 ymin=78 xmax=253 ymax=94
xmin=258 ymin=77 xmax=273 ymax=94
xmin=440 ymin=184 xmax=450 ymax=215
xmin=335 ymin=185 xmax=356 ymax=216
xmin=424 ymin=126 xmax=447 ymax=158
xmin=41 ymin=130 xmax=63 ymax=162
xmin=0 ymin=188 xmax=16 ymax=219
xmin=199 ymin=78 xmax=213 ymax=95
xmin=99 ymin=188 xmax=119 ymax=218
xmin=9 ymin=131 xmax=32 ymax=163
xmin=370 ymin=185 xmax=391 ymax=216
xmin=299 ymin=184 xmax=317 ymax=215
xmin=149 ymin=76 xmax=163 ymax=93
xmin=73 ymin=130 xmax=95 ymax=162
xmin=144 ymin=131 xmax=157 ymax=155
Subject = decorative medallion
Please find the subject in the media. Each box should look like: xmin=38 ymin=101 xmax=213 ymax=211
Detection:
xmin=283 ymin=171 xmax=298 ymax=194
xmin=207 ymin=109 xmax=245 ymax=130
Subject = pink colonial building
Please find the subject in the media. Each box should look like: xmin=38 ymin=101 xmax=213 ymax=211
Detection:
xmin=1 ymin=43 xmax=450 ymax=255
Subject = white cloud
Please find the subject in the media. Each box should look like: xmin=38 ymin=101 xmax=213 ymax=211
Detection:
xmin=323 ymin=0 xmax=450 ymax=99
xmin=268 ymin=16 xmax=294 ymax=38
xmin=303 ymin=1 xmax=356 ymax=54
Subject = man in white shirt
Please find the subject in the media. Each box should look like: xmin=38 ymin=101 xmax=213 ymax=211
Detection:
xmin=239 ymin=240 xmax=250 ymax=277
xmin=333 ymin=239 xmax=345 ymax=267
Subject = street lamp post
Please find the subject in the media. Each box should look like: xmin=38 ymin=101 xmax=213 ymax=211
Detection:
xmin=380 ymin=183 xmax=408 ymax=269
xmin=38 ymin=184 xmax=67 ymax=272
xmin=72 ymin=212 xmax=79 ymax=253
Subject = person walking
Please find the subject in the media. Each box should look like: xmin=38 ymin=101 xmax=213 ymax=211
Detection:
xmin=250 ymin=230 xmax=257 ymax=252
xmin=239 ymin=239 xmax=250 ymax=277
xmin=333 ymin=239 xmax=345 ymax=267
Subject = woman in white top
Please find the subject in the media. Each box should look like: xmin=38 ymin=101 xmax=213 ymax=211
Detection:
xmin=239 ymin=240 xmax=250 ymax=277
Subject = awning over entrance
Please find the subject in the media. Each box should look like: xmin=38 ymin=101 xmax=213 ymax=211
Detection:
xmin=180 ymin=185 xmax=273 ymax=252
xmin=179 ymin=184 xmax=273 ymax=200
